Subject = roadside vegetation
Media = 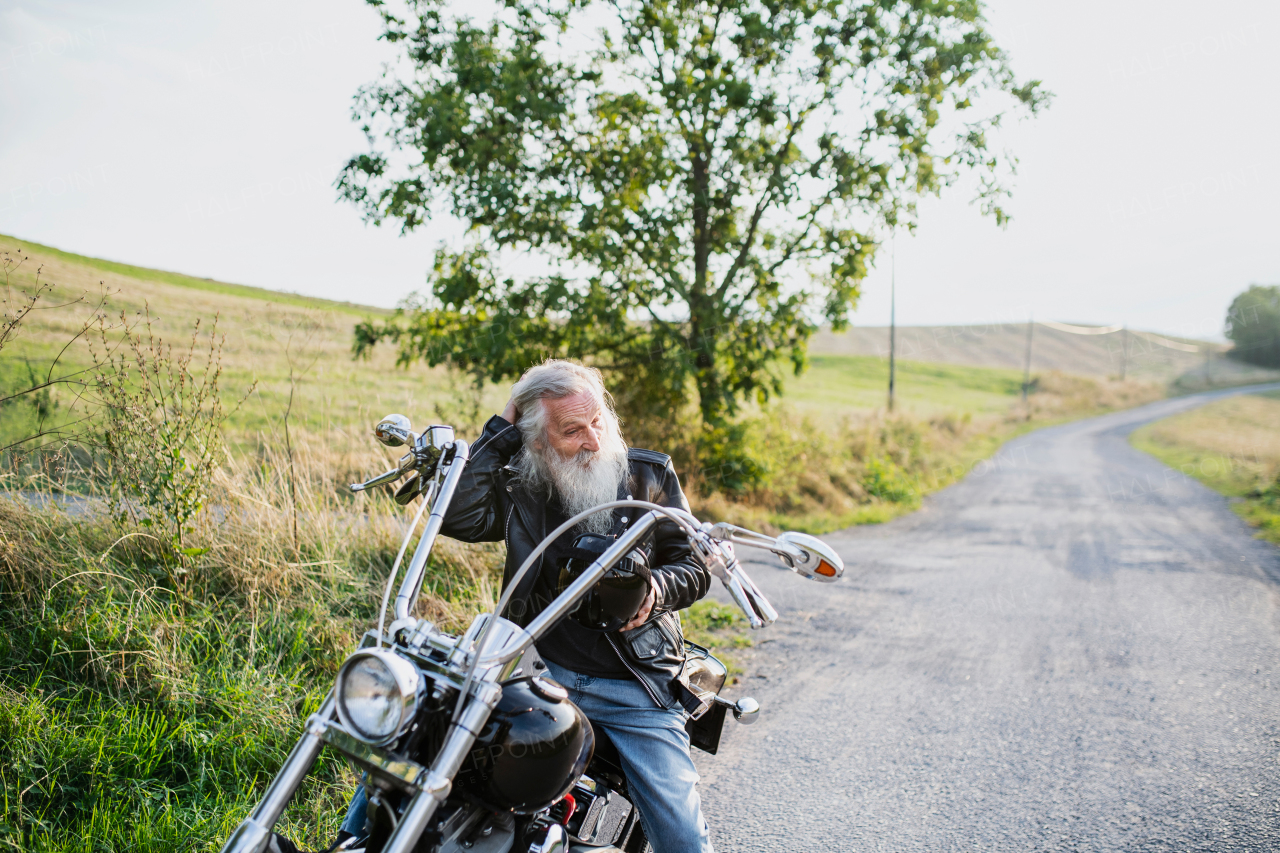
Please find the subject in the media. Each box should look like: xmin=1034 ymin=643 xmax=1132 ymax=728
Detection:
xmin=0 ymin=432 xmax=502 ymax=850
xmin=1225 ymin=285 xmax=1280 ymax=369
xmin=1131 ymin=392 xmax=1280 ymax=545
xmin=1 ymin=235 xmax=1168 ymax=850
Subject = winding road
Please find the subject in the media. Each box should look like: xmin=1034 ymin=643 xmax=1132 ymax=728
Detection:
xmin=697 ymin=385 xmax=1280 ymax=852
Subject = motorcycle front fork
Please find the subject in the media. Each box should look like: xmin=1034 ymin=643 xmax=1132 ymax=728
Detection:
xmin=219 ymin=691 xmax=497 ymax=853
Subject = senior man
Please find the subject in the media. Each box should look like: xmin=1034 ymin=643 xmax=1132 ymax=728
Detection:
xmin=449 ymin=359 xmax=715 ymax=853
xmin=314 ymin=359 xmax=715 ymax=853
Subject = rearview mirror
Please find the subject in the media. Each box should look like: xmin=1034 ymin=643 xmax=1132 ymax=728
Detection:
xmin=774 ymin=532 xmax=844 ymax=582
xmin=732 ymin=697 xmax=760 ymax=724
xmin=374 ymin=414 xmax=414 ymax=447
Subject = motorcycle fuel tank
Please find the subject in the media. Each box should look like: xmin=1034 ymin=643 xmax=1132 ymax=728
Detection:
xmin=456 ymin=676 xmax=594 ymax=814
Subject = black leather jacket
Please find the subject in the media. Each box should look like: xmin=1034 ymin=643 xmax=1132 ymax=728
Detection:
xmin=440 ymin=415 xmax=711 ymax=709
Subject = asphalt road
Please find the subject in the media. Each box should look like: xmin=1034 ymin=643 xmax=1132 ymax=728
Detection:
xmin=696 ymin=384 xmax=1280 ymax=852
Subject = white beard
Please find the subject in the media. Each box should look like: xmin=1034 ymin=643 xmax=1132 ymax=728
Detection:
xmin=515 ymin=433 xmax=630 ymax=535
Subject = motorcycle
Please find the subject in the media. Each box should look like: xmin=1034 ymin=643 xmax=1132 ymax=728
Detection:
xmin=220 ymin=415 xmax=844 ymax=853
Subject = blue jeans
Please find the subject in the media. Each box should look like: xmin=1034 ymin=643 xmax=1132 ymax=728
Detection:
xmin=544 ymin=660 xmax=713 ymax=853
xmin=341 ymin=663 xmax=714 ymax=853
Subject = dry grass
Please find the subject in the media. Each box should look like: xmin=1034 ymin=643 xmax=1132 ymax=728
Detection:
xmin=1 ymin=428 xmax=504 ymax=683
xmin=0 ymin=431 xmax=502 ymax=851
xmin=1131 ymin=392 xmax=1280 ymax=544
xmin=0 ymin=235 xmax=508 ymax=449
xmin=1136 ymin=394 xmax=1280 ymax=470
xmin=1021 ymin=371 xmax=1165 ymax=419
xmin=206 ymin=430 xmax=503 ymax=629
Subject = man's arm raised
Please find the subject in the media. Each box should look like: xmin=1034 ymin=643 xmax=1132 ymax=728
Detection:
xmin=438 ymin=405 xmax=523 ymax=543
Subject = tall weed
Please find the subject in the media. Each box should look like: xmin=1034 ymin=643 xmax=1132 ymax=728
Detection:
xmin=89 ymin=310 xmax=252 ymax=563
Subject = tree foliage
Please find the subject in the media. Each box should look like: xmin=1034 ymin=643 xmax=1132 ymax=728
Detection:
xmin=340 ymin=0 xmax=1048 ymax=425
xmin=1225 ymin=285 xmax=1280 ymax=368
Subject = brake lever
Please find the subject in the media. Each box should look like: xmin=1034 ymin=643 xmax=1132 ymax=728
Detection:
xmin=349 ymin=452 xmax=414 ymax=492
xmin=690 ymin=535 xmax=778 ymax=629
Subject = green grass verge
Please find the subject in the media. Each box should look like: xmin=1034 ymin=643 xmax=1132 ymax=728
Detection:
xmin=1130 ymin=391 xmax=1280 ymax=545
xmin=681 ymin=600 xmax=753 ymax=676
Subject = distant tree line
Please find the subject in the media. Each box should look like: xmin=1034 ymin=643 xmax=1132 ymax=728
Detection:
xmin=1226 ymin=285 xmax=1280 ymax=368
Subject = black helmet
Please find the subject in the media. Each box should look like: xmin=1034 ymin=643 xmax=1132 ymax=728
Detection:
xmin=556 ymin=532 xmax=651 ymax=632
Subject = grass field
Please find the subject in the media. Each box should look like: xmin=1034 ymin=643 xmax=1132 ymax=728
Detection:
xmin=1 ymin=234 xmax=499 ymax=450
xmin=807 ymin=321 xmax=1280 ymax=390
xmin=1130 ymin=392 xmax=1280 ymax=544
xmin=784 ymin=354 xmax=1027 ymax=417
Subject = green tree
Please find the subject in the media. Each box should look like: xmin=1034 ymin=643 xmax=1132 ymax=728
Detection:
xmin=1226 ymin=285 xmax=1280 ymax=368
xmin=340 ymin=0 xmax=1048 ymax=426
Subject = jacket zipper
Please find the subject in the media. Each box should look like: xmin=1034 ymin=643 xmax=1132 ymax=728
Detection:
xmin=509 ymin=481 xmax=544 ymax=582
xmin=606 ymin=633 xmax=664 ymax=708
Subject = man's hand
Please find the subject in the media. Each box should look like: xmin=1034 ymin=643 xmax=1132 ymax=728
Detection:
xmin=619 ymin=579 xmax=658 ymax=632
xmin=500 ymin=396 xmax=520 ymax=425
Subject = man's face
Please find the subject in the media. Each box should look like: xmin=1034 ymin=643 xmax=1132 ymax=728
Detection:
xmin=541 ymin=391 xmax=605 ymax=462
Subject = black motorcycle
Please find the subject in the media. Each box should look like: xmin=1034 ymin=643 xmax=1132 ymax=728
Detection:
xmin=219 ymin=415 xmax=844 ymax=853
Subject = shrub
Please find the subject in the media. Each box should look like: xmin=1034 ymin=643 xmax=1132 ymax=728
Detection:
xmin=695 ymin=421 xmax=771 ymax=495
xmin=861 ymin=456 xmax=915 ymax=503
xmin=1225 ymin=285 xmax=1280 ymax=368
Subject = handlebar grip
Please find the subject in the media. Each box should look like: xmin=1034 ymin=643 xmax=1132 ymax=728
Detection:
xmin=723 ymin=565 xmax=778 ymax=628
xmin=350 ymin=466 xmax=404 ymax=492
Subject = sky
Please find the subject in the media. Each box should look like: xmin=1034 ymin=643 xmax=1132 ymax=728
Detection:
xmin=1 ymin=0 xmax=1276 ymax=342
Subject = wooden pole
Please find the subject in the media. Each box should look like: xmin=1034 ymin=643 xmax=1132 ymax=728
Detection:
xmin=1021 ymin=314 xmax=1034 ymax=407
xmin=888 ymin=234 xmax=896 ymax=412
xmin=1120 ymin=325 xmax=1128 ymax=381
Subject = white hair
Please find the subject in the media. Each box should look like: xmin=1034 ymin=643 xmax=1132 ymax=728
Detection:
xmin=509 ymin=360 xmax=629 ymax=534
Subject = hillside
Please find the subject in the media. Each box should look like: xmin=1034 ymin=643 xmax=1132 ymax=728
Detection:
xmin=1 ymin=232 xmax=1222 ymax=453
xmin=810 ymin=323 xmax=1279 ymax=388
xmin=1 ymin=234 xmax=504 ymax=449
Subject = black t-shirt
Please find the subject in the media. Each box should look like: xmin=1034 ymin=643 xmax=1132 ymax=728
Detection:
xmin=534 ymin=499 xmax=634 ymax=680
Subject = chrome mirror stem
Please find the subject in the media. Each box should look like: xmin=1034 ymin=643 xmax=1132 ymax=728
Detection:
xmin=392 ymin=440 xmax=470 ymax=622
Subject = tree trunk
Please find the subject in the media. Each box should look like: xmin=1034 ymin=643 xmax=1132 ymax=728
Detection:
xmin=688 ymin=142 xmax=723 ymax=426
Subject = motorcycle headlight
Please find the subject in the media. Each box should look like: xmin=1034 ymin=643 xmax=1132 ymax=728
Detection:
xmin=335 ymin=648 xmax=421 ymax=745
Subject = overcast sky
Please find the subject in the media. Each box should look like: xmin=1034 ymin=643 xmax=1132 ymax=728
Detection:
xmin=2 ymin=0 xmax=1275 ymax=341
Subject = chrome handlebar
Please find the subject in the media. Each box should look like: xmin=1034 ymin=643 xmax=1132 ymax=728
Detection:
xmin=704 ymin=523 xmax=845 ymax=583
xmin=350 ymin=423 xmax=457 ymax=493
xmin=349 ymin=414 xmax=844 ymax=641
